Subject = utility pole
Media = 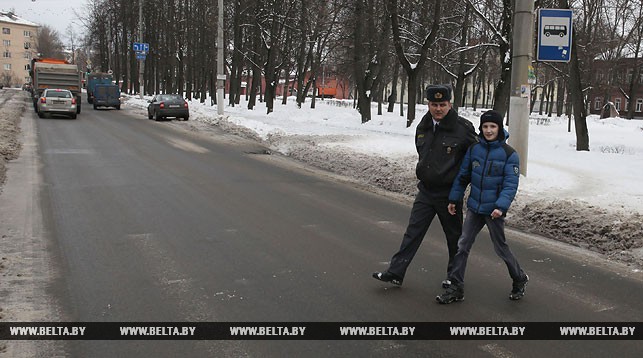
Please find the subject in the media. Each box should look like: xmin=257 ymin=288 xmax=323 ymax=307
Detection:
xmin=216 ymin=0 xmax=225 ymax=115
xmin=508 ymin=1 xmax=534 ymax=176
xmin=138 ymin=0 xmax=144 ymax=99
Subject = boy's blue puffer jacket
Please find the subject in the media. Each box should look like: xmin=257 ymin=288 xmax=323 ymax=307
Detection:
xmin=448 ymin=129 xmax=520 ymax=215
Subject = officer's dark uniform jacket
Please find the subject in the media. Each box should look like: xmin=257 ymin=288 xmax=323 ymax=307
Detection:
xmin=415 ymin=108 xmax=477 ymax=197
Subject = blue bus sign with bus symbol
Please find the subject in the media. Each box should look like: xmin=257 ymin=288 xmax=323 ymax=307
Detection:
xmin=537 ymin=9 xmax=573 ymax=62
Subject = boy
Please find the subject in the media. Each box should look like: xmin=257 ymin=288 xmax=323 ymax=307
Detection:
xmin=436 ymin=110 xmax=528 ymax=304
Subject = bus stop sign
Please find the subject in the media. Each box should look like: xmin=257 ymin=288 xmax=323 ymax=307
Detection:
xmin=537 ymin=9 xmax=573 ymax=62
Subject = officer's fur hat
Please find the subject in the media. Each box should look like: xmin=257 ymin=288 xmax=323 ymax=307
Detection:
xmin=426 ymin=85 xmax=451 ymax=102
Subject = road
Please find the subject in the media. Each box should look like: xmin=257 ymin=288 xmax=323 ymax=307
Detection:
xmin=1 ymin=91 xmax=642 ymax=357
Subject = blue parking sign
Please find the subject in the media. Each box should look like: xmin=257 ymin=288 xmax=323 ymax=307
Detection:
xmin=537 ymin=9 xmax=573 ymax=62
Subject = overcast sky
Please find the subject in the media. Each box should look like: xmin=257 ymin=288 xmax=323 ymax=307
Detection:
xmin=2 ymin=0 xmax=86 ymax=43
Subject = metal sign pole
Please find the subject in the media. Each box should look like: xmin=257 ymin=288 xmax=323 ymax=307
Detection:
xmin=508 ymin=0 xmax=535 ymax=176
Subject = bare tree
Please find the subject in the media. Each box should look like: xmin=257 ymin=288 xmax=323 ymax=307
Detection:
xmin=624 ymin=0 xmax=643 ymax=119
xmin=387 ymin=0 xmax=441 ymax=127
xmin=36 ymin=25 xmax=65 ymax=58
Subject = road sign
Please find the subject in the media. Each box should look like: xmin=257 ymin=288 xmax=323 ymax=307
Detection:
xmin=133 ymin=42 xmax=150 ymax=53
xmin=537 ymin=9 xmax=573 ymax=62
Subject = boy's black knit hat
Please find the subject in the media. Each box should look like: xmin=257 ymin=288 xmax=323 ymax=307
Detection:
xmin=479 ymin=110 xmax=504 ymax=130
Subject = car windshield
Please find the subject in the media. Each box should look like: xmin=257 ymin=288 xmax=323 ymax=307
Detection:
xmin=46 ymin=91 xmax=72 ymax=98
xmin=158 ymin=94 xmax=183 ymax=101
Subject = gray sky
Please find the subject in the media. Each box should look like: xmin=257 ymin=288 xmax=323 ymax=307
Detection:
xmin=2 ymin=0 xmax=86 ymax=43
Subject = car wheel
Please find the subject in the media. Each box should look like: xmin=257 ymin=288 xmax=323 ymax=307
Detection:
xmin=70 ymin=113 xmax=77 ymax=119
xmin=116 ymin=105 xmax=121 ymax=110
xmin=154 ymin=111 xmax=161 ymax=121
xmin=93 ymin=104 xmax=98 ymax=110
xmin=37 ymin=110 xmax=44 ymax=118
xmin=183 ymin=116 xmax=189 ymax=121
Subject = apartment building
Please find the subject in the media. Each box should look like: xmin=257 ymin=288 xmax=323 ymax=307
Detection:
xmin=1 ymin=11 xmax=39 ymax=87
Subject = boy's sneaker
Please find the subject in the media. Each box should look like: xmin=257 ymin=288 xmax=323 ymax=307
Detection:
xmin=372 ymin=271 xmax=403 ymax=286
xmin=436 ymin=284 xmax=464 ymax=304
xmin=441 ymin=279 xmax=452 ymax=288
xmin=509 ymin=274 xmax=529 ymax=300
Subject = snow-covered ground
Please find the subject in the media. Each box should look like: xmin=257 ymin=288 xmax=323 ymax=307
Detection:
xmin=125 ymin=95 xmax=643 ymax=268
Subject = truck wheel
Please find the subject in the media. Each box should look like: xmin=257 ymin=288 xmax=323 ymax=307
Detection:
xmin=93 ymin=104 xmax=98 ymax=110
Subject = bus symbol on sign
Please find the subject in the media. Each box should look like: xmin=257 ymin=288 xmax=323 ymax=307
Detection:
xmin=544 ymin=25 xmax=567 ymax=37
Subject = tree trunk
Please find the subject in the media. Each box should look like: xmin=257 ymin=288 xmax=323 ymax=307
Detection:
xmin=400 ymin=72 xmax=405 ymax=117
xmin=388 ymin=64 xmax=398 ymax=112
xmin=556 ymin=76 xmax=565 ymax=117
xmin=453 ymin=2 xmax=471 ymax=112
xmin=491 ymin=0 xmax=512 ymax=117
xmin=569 ymin=28 xmax=590 ymax=151
xmin=539 ymin=84 xmax=546 ymax=115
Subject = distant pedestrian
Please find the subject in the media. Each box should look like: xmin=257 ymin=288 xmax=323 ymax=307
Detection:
xmin=436 ymin=110 xmax=528 ymax=304
xmin=373 ymin=85 xmax=477 ymax=288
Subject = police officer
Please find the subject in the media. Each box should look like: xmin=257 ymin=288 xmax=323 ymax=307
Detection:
xmin=373 ymin=85 xmax=477 ymax=288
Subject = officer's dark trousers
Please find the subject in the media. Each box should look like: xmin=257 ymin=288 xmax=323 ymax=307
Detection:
xmin=388 ymin=189 xmax=462 ymax=279
xmin=449 ymin=212 xmax=525 ymax=285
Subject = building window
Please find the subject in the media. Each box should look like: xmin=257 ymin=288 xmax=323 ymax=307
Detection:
xmin=637 ymin=99 xmax=643 ymax=112
xmin=614 ymin=98 xmax=621 ymax=111
xmin=2 ymin=28 xmax=10 ymax=35
xmin=3 ymin=63 xmax=11 ymax=71
xmin=25 ymin=77 xmax=30 ymax=83
xmin=2 ymin=51 xmax=10 ymax=58
xmin=594 ymin=97 xmax=602 ymax=111
xmin=596 ymin=71 xmax=604 ymax=83
xmin=24 ymin=42 xmax=31 ymax=49
xmin=24 ymin=64 xmax=30 ymax=70
xmin=24 ymin=30 xmax=31 ymax=37
xmin=2 ymin=40 xmax=9 ymax=46
xmin=24 ymin=51 xmax=32 ymax=59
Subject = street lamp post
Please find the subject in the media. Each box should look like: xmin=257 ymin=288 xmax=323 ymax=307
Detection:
xmin=216 ymin=0 xmax=224 ymax=115
xmin=138 ymin=0 xmax=144 ymax=99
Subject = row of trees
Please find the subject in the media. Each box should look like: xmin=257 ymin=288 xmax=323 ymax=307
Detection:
xmin=76 ymin=0 xmax=643 ymax=150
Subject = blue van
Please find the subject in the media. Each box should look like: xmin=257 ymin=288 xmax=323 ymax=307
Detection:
xmin=93 ymin=84 xmax=121 ymax=110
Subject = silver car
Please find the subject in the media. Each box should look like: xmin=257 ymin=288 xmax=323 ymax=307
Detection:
xmin=37 ymin=89 xmax=77 ymax=119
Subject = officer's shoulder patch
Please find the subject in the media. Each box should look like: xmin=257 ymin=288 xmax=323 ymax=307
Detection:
xmin=417 ymin=134 xmax=425 ymax=139
xmin=513 ymin=165 xmax=519 ymax=175
xmin=472 ymin=160 xmax=480 ymax=168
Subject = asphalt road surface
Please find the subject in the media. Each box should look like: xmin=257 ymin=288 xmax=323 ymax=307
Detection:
xmin=2 ymin=92 xmax=642 ymax=357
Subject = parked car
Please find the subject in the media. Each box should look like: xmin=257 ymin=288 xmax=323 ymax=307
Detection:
xmin=147 ymin=94 xmax=189 ymax=121
xmin=37 ymin=88 xmax=77 ymax=119
xmin=93 ymin=84 xmax=121 ymax=110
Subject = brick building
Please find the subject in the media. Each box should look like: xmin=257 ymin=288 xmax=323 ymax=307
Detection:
xmin=589 ymin=58 xmax=643 ymax=119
